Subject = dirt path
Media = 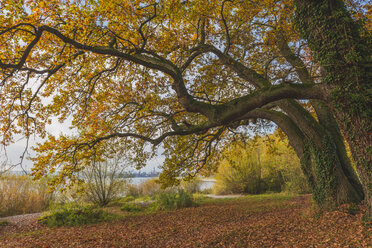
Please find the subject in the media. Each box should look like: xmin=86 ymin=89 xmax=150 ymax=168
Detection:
xmin=205 ymin=194 xmax=245 ymax=199
xmin=0 ymin=213 xmax=42 ymax=235
xmin=0 ymin=213 xmax=42 ymax=226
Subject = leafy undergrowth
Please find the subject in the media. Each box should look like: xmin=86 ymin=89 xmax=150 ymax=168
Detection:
xmin=0 ymin=194 xmax=370 ymax=248
xmin=39 ymin=205 xmax=116 ymax=227
xmin=0 ymin=220 xmax=10 ymax=226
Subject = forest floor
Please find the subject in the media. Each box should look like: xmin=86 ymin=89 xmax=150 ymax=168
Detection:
xmin=0 ymin=194 xmax=370 ymax=248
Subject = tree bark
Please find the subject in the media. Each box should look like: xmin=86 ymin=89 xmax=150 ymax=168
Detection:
xmin=294 ymin=0 xmax=372 ymax=220
xmin=278 ymin=100 xmax=364 ymax=203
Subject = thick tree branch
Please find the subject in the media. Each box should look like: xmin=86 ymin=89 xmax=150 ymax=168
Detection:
xmin=213 ymin=83 xmax=326 ymax=124
xmin=240 ymin=109 xmax=306 ymax=157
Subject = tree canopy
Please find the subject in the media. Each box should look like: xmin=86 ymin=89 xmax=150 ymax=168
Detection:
xmin=0 ymin=0 xmax=370 ymax=215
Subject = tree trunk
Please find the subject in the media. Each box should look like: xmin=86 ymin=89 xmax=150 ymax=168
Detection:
xmin=301 ymin=135 xmax=363 ymax=208
xmin=249 ymin=109 xmax=364 ymax=208
xmin=294 ymin=0 xmax=372 ymax=221
xmin=311 ymin=100 xmax=364 ymax=200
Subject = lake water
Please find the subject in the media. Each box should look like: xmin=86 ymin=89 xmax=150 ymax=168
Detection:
xmin=128 ymin=177 xmax=215 ymax=190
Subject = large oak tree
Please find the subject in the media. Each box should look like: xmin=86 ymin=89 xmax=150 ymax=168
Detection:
xmin=0 ymin=0 xmax=370 ymax=217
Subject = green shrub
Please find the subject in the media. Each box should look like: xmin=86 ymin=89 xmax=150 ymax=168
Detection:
xmin=120 ymin=203 xmax=143 ymax=212
xmin=0 ymin=220 xmax=10 ymax=226
xmin=192 ymin=193 xmax=208 ymax=204
xmin=155 ymin=189 xmax=194 ymax=210
xmin=213 ymin=133 xmax=308 ymax=195
xmin=176 ymin=190 xmax=194 ymax=208
xmin=200 ymin=188 xmax=213 ymax=194
xmin=39 ymin=205 xmax=114 ymax=227
xmin=121 ymin=195 xmax=135 ymax=203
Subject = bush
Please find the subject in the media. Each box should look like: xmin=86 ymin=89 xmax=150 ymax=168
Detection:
xmin=120 ymin=203 xmax=143 ymax=212
xmin=213 ymin=132 xmax=308 ymax=195
xmin=39 ymin=204 xmax=114 ymax=227
xmin=121 ymin=195 xmax=135 ymax=203
xmin=192 ymin=193 xmax=208 ymax=203
xmin=0 ymin=174 xmax=54 ymax=217
xmin=155 ymin=189 xmax=194 ymax=210
xmin=214 ymin=157 xmax=265 ymax=195
xmin=125 ymin=184 xmax=142 ymax=197
xmin=200 ymin=188 xmax=213 ymax=194
xmin=80 ymin=155 xmax=130 ymax=206
xmin=181 ymin=178 xmax=202 ymax=193
xmin=139 ymin=178 xmax=161 ymax=196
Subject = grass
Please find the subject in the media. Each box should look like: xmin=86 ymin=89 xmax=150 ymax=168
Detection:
xmin=0 ymin=220 xmax=10 ymax=226
xmin=120 ymin=203 xmax=143 ymax=212
xmin=0 ymin=175 xmax=53 ymax=217
xmin=133 ymin=195 xmax=153 ymax=203
xmin=116 ymin=192 xmax=294 ymax=215
xmin=41 ymin=193 xmax=296 ymax=227
xmin=196 ymin=192 xmax=295 ymax=205
xmin=39 ymin=204 xmax=117 ymax=227
xmin=5 ymin=230 xmax=45 ymax=240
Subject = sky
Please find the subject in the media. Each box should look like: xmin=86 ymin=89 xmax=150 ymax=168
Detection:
xmin=1 ymin=116 xmax=163 ymax=174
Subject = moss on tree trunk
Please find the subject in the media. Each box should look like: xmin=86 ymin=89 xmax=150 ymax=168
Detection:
xmin=301 ymin=135 xmax=363 ymax=208
xmin=294 ymin=0 xmax=372 ymax=221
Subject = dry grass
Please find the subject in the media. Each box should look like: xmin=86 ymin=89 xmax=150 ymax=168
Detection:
xmin=0 ymin=174 xmax=53 ymax=217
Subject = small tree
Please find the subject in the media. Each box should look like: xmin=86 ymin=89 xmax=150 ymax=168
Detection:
xmin=214 ymin=132 xmax=307 ymax=195
xmin=81 ymin=149 xmax=130 ymax=206
xmin=214 ymin=143 xmax=266 ymax=195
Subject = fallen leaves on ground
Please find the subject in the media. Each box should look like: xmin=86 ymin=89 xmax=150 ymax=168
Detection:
xmin=0 ymin=195 xmax=370 ymax=248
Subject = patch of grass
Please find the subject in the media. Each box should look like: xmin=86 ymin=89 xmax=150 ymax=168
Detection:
xmin=108 ymin=196 xmax=136 ymax=207
xmin=9 ymin=230 xmax=44 ymax=239
xmin=121 ymin=195 xmax=135 ymax=202
xmin=197 ymin=193 xmax=295 ymax=206
xmin=0 ymin=220 xmax=10 ymax=226
xmin=192 ymin=193 xmax=208 ymax=203
xmin=39 ymin=205 xmax=116 ymax=227
xmin=244 ymin=193 xmax=296 ymax=201
xmin=134 ymin=195 xmax=153 ymax=202
xmin=120 ymin=203 xmax=143 ymax=212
